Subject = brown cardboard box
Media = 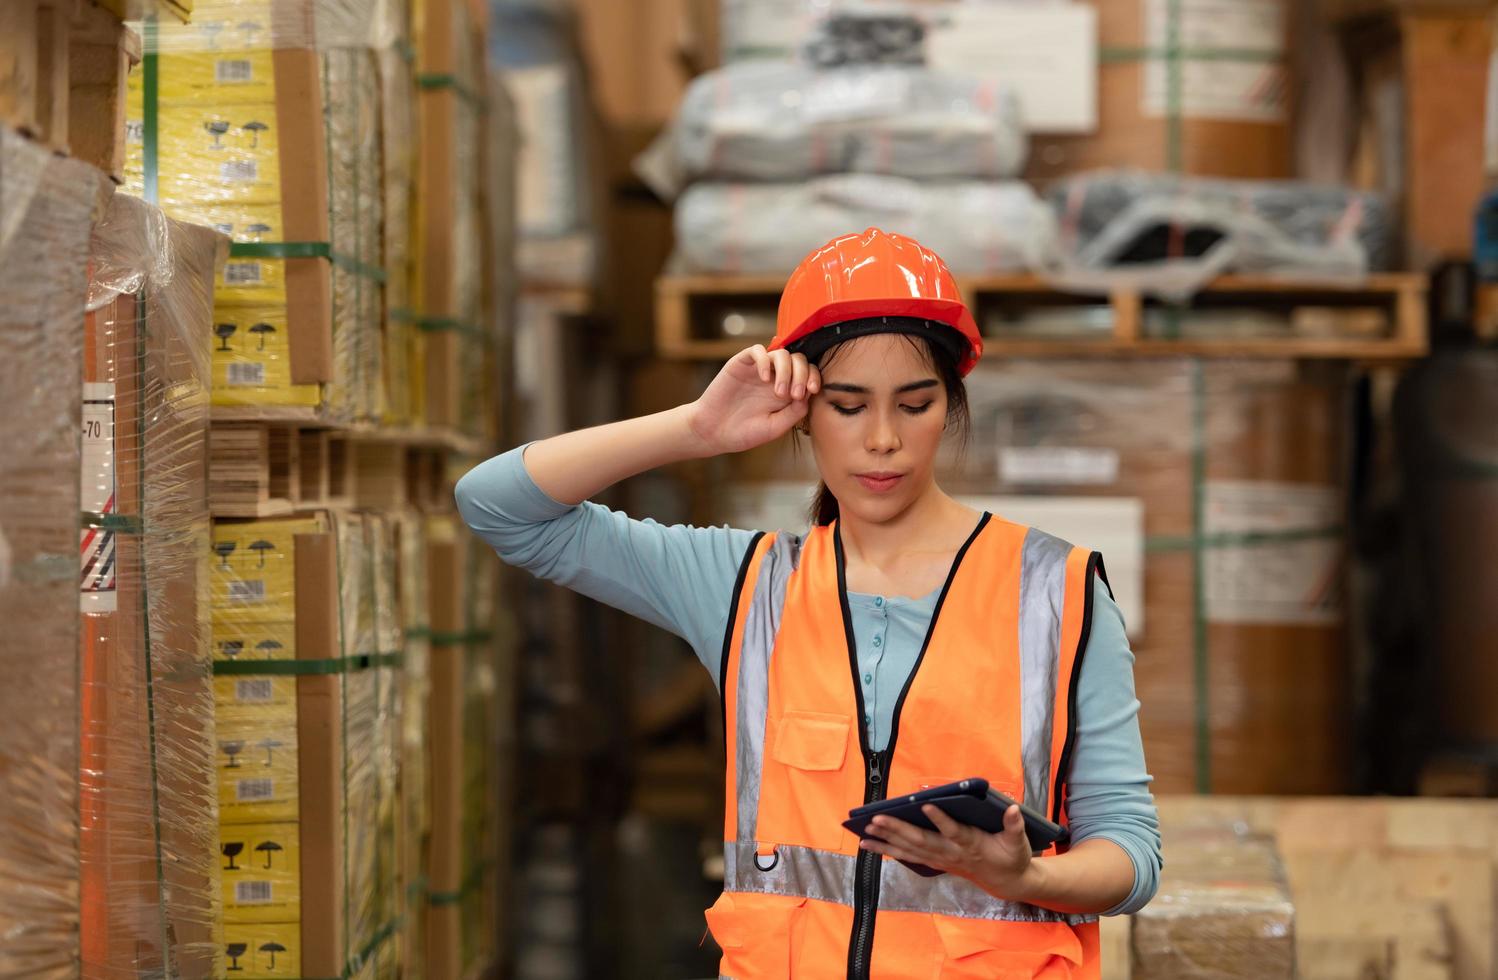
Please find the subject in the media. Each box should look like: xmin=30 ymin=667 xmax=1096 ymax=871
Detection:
xmin=0 ymin=127 xmax=110 ymax=980
xmin=1027 ymin=0 xmax=1294 ymax=183
xmin=81 ymin=194 xmax=222 ymax=979
xmin=1132 ymin=827 xmax=1296 ymax=980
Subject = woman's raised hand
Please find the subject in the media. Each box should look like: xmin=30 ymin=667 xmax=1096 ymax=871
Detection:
xmin=686 ymin=345 xmax=822 ymax=455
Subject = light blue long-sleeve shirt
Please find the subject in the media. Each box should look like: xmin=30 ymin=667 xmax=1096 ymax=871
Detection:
xmin=456 ymin=445 xmax=1162 ymax=916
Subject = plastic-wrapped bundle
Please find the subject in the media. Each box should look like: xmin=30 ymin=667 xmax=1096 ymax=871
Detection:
xmin=642 ymin=62 xmax=1025 ymax=198
xmin=674 ymin=176 xmax=1055 ymax=276
xmin=1046 ymin=170 xmax=1393 ymax=297
xmin=801 ymin=7 xmax=926 ymax=67
xmin=0 ymin=127 xmax=112 ymax=980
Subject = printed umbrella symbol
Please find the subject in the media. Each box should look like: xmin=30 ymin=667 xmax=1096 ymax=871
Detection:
xmin=201 ymin=21 xmax=225 ymax=47
xmin=221 ymin=640 xmax=244 ymax=659
xmin=225 ymin=942 xmax=248 ymax=971
xmin=221 ymin=841 xmax=245 ymax=871
xmin=222 ymin=740 xmax=244 ymax=769
xmin=256 ymin=639 xmax=283 ymax=657
xmin=213 ymin=539 xmax=236 ymax=568
xmin=214 ymin=223 xmax=234 ymax=235
xmin=204 ymin=119 xmax=231 ymax=149
xmin=248 ymin=539 xmax=275 ymax=567
xmin=237 ymin=20 xmax=262 ymax=42
xmin=259 ymin=942 xmax=287 ymax=969
xmin=241 ymin=120 xmax=268 ymax=148
xmin=244 ymin=222 xmax=272 ymax=241
xmin=249 ymin=322 xmax=276 ymax=351
xmin=255 ymin=839 xmax=283 ymax=869
xmin=214 ymin=322 xmax=237 ymax=352
xmin=258 ymin=738 xmax=283 ymax=765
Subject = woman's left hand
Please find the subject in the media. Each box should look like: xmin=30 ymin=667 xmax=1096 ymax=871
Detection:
xmin=859 ymin=804 xmax=1040 ymax=901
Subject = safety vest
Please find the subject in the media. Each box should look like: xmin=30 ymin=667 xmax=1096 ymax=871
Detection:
xmin=710 ymin=513 xmax=1105 ymax=979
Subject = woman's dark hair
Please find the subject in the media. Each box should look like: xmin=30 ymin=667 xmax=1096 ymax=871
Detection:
xmin=800 ymin=332 xmax=971 ymax=526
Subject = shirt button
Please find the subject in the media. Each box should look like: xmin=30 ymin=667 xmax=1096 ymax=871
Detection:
xmin=874 ymin=596 xmax=884 ymax=607
xmin=872 ymin=636 xmax=882 ymax=648
xmin=863 ymin=673 xmax=873 ymax=684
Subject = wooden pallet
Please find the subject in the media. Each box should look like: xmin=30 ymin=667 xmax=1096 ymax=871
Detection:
xmin=655 ymin=272 xmax=1429 ymax=362
xmin=0 ymin=0 xmax=140 ymax=179
xmin=209 ymin=425 xmax=457 ymax=518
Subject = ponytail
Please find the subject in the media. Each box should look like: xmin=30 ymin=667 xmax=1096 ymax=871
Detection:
xmin=810 ymin=481 xmax=839 ymax=526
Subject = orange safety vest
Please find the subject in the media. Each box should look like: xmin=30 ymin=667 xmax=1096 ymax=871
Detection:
xmin=709 ymin=513 xmax=1106 ymax=979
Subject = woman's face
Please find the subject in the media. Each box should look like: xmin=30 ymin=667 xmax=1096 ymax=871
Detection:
xmin=807 ymin=334 xmax=949 ymax=524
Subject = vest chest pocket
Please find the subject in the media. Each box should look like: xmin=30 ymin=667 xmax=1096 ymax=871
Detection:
xmin=770 ymin=710 xmax=851 ymax=771
xmin=704 ymin=891 xmax=808 ymax=979
xmin=933 ymin=917 xmax=1083 ymax=979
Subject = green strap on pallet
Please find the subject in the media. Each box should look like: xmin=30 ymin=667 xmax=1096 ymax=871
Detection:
xmin=80 ymin=511 xmax=145 ymax=534
xmin=228 ymin=241 xmax=387 ymax=284
xmin=416 ymin=72 xmax=488 ymax=110
xmin=212 ymin=651 xmax=402 ymax=677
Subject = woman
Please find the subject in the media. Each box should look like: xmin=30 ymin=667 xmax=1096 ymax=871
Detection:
xmin=457 ymin=229 xmax=1161 ymax=978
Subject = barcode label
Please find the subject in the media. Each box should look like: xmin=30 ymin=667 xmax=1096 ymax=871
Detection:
xmin=234 ymin=881 xmax=273 ymax=904
xmin=220 ymin=160 xmax=257 ymax=183
xmin=236 ymin=779 xmax=274 ymax=801
xmin=227 ymin=579 xmax=267 ymax=602
xmin=235 ymin=680 xmax=274 ymax=703
xmin=224 ymin=262 xmax=263 ymax=285
xmin=215 ymin=59 xmax=254 ymax=82
xmin=226 ymin=363 xmax=266 ymax=386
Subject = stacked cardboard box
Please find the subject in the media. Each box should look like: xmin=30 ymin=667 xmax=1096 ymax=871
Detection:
xmin=81 ymin=192 xmax=225 ymax=979
xmin=0 ymin=125 xmax=111 ymax=980
xmin=124 ymin=0 xmax=399 ymax=419
xmin=414 ymin=0 xmax=497 ymax=441
xmin=211 ymin=511 xmax=406 ymax=978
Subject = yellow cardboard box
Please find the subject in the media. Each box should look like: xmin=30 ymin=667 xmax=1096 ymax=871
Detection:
xmin=157 ymin=49 xmax=279 ymax=107
xmin=169 ymin=202 xmax=289 ymax=304
xmin=217 ymin=714 xmax=299 ymax=825
xmin=212 ymin=518 xmax=325 ymax=622
xmin=223 ymin=921 xmax=301 ymax=978
xmin=208 ymin=304 xmax=322 ymax=407
xmin=153 ymin=105 xmax=283 ymax=210
xmin=220 ymin=821 xmax=301 ymax=924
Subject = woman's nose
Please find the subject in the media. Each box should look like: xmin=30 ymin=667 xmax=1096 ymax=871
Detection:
xmin=866 ymin=411 xmax=900 ymax=454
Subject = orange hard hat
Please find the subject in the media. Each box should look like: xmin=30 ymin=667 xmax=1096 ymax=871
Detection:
xmin=770 ymin=228 xmax=982 ymax=375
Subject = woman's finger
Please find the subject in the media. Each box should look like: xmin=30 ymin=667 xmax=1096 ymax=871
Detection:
xmin=1002 ymin=805 xmax=1026 ymax=840
xmin=806 ymin=363 xmax=822 ymax=395
xmin=745 ymin=344 xmax=771 ymax=383
xmin=924 ymin=804 xmax=977 ymax=845
xmin=873 ymin=816 xmax=952 ymax=856
xmin=790 ymin=352 xmax=810 ymax=400
xmin=771 ymin=348 xmax=793 ymax=397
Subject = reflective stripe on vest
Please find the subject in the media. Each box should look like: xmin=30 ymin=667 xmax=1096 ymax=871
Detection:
xmin=714 ymin=515 xmax=1102 ymax=978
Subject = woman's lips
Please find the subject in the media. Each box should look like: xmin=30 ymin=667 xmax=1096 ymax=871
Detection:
xmin=855 ymin=473 xmax=904 ymax=493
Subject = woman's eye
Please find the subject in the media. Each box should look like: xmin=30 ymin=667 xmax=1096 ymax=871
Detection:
xmin=901 ymin=402 xmax=934 ymax=415
xmin=831 ymin=403 xmax=865 ymax=416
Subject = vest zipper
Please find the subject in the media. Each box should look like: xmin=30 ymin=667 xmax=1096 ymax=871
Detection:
xmin=848 ymin=750 xmax=886 ymax=980
xmin=835 ymin=515 xmax=990 ymax=980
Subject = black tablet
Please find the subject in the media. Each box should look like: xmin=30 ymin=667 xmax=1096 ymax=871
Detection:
xmin=842 ymin=777 xmax=1068 ymax=877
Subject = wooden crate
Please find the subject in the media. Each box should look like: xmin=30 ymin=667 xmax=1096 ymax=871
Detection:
xmin=0 ymin=0 xmax=140 ymax=179
xmin=656 ymin=273 xmax=1430 ymax=362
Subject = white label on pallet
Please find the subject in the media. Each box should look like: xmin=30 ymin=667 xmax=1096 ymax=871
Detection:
xmin=1203 ymin=480 xmax=1342 ymax=625
xmin=80 ymin=383 xmax=117 ymax=613
xmin=224 ymin=261 xmax=263 ymax=286
xmin=1000 ymin=447 xmax=1120 ymax=486
xmin=234 ymin=881 xmax=274 ymax=904
xmin=236 ymin=779 xmax=274 ymax=802
xmin=227 ymin=580 xmax=267 ymax=603
xmin=1141 ymin=0 xmax=1288 ymax=123
xmin=215 ymin=59 xmax=254 ymax=83
xmin=220 ymin=160 xmax=258 ymax=184
xmin=235 ymin=680 xmax=274 ymax=703
xmin=226 ymin=362 xmax=266 ymax=386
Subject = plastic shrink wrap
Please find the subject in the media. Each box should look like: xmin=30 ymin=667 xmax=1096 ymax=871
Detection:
xmin=1043 ymin=170 xmax=1393 ymax=299
xmin=674 ymin=175 xmax=1055 ymax=276
xmin=125 ymin=0 xmax=403 ymax=420
xmin=638 ymin=62 xmax=1026 ymax=199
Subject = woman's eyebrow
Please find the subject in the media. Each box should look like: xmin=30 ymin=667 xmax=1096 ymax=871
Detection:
xmin=821 ymin=379 xmax=939 ymax=395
